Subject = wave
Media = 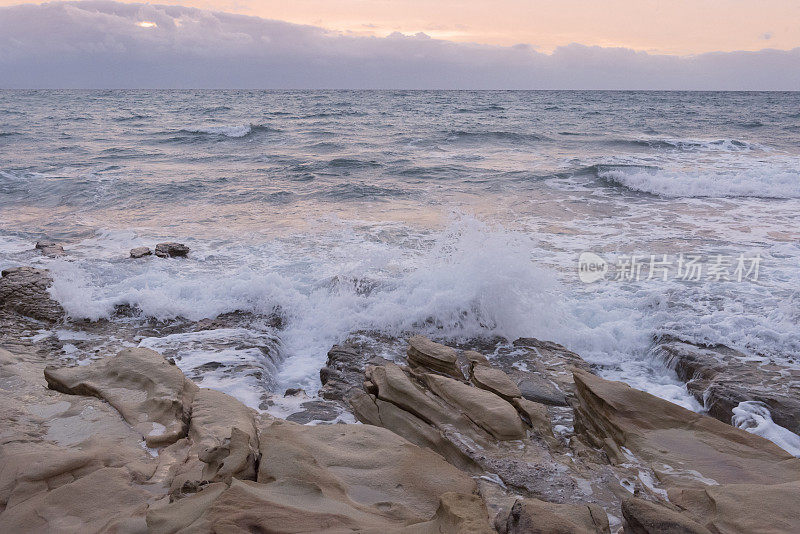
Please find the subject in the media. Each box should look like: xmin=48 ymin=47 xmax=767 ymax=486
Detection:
xmin=597 ymin=164 xmax=800 ymax=198
xmin=174 ymin=123 xmax=277 ymax=139
xmin=608 ymin=138 xmax=767 ymax=152
xmin=444 ymin=130 xmax=547 ymax=143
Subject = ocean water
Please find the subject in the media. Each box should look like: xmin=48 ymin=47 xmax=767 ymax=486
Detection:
xmin=1 ymin=90 xmax=799 ymax=432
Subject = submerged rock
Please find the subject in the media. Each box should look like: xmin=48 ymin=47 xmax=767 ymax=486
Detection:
xmin=129 ymin=246 xmax=152 ymax=258
xmin=154 ymin=242 xmax=190 ymax=258
xmin=35 ymin=240 xmax=65 ymax=257
xmin=0 ymin=266 xmax=65 ymax=322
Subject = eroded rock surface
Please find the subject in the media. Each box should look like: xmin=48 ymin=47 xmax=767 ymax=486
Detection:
xmin=654 ymin=335 xmax=800 ymax=434
xmin=0 ymin=266 xmax=65 ymax=322
xmin=573 ymin=367 xmax=800 ymax=533
xmin=44 ymin=347 xmax=198 ymax=446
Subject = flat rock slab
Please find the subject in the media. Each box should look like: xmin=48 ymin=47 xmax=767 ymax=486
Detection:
xmin=0 ymin=266 xmax=65 ymax=322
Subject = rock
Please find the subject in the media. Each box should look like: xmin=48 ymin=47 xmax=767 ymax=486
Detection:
xmin=465 ymin=350 xmax=490 ymax=368
xmin=35 ymin=240 xmax=65 ymax=257
xmin=0 ymin=467 xmax=150 ymax=533
xmin=572 ymin=368 xmax=800 ymax=486
xmin=407 ymin=335 xmax=462 ymax=377
xmin=129 ymin=246 xmax=152 ymax=258
xmin=621 ymin=496 xmax=712 ymax=534
xmin=496 ymin=498 xmax=610 ymax=534
xmin=0 ymin=266 xmax=65 ymax=322
xmin=669 ymin=480 xmax=800 ymax=534
xmin=147 ymin=482 xmax=227 ymax=534
xmin=255 ymin=421 xmax=479 ymax=525
xmin=472 ymin=365 xmax=522 ymax=401
xmin=368 ymin=363 xmax=489 ymax=443
xmin=422 ymin=492 xmax=493 ymax=534
xmin=44 ymin=347 xmax=198 ymax=446
xmin=320 ymin=339 xmax=392 ymax=402
xmin=350 ymin=389 xmax=480 ymax=472
xmin=423 ymin=373 xmax=527 ymax=441
xmin=154 ymin=242 xmax=190 ymax=258
xmin=572 ymin=369 xmax=800 ymax=533
xmin=512 ymin=397 xmax=555 ymax=441
xmin=654 ymin=335 xmax=800 ymax=434
xmin=517 ymin=376 xmax=568 ymax=407
xmin=186 ymin=388 xmax=259 ymax=483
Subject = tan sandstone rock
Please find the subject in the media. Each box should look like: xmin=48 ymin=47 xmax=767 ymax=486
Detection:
xmin=472 ymin=365 xmax=522 ymax=401
xmin=44 ymin=347 xmax=198 ymax=446
xmin=621 ymin=496 xmax=712 ymax=534
xmin=496 ymin=498 xmax=611 ymax=534
xmin=407 ymin=335 xmax=461 ymax=377
xmin=423 ymin=373 xmax=527 ymax=441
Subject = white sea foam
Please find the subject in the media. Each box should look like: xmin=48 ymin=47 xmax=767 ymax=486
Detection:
xmin=41 ymin=215 xmax=797 ymax=412
xmin=732 ymin=401 xmax=800 ymax=457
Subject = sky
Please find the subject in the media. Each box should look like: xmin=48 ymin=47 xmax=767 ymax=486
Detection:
xmin=1 ymin=1 xmax=799 ymax=89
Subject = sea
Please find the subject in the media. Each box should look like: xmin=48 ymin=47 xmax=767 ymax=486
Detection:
xmin=1 ymin=90 xmax=799 ymax=449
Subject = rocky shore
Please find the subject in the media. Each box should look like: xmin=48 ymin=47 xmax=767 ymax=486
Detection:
xmin=1 ymin=263 xmax=800 ymax=532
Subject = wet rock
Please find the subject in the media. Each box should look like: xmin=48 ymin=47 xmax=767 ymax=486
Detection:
xmin=44 ymin=347 xmax=198 ymax=446
xmin=129 ymin=246 xmax=152 ymax=258
xmin=0 ymin=266 xmax=65 ymax=322
xmin=422 ymin=373 xmax=527 ymax=441
xmin=654 ymin=335 xmax=800 ymax=434
xmin=621 ymin=496 xmax=712 ymax=534
xmin=472 ymin=365 xmax=522 ymax=401
xmin=407 ymin=335 xmax=462 ymax=377
xmin=320 ymin=338 xmax=393 ymax=402
xmin=495 ymin=498 xmax=610 ymax=534
xmin=35 ymin=240 xmax=65 ymax=257
xmin=154 ymin=242 xmax=190 ymax=258
xmin=284 ymin=399 xmax=344 ymax=424
xmin=573 ymin=369 xmax=800 ymax=533
xmin=573 ymin=368 xmax=800 ymax=485
xmin=517 ymin=376 xmax=568 ymax=407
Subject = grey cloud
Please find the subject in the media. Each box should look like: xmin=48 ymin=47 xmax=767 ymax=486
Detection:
xmin=1 ymin=1 xmax=799 ymax=89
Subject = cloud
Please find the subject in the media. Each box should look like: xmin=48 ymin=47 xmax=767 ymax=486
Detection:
xmin=1 ymin=1 xmax=799 ymax=89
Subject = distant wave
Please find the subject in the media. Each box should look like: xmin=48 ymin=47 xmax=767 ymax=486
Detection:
xmin=445 ymin=130 xmax=547 ymax=143
xmin=607 ymin=137 xmax=767 ymax=152
xmin=597 ymin=165 xmax=800 ymax=198
xmin=177 ymin=123 xmax=277 ymax=139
